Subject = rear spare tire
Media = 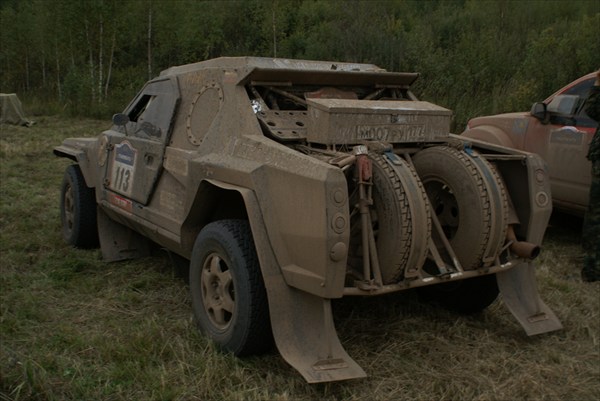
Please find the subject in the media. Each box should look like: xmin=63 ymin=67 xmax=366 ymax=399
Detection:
xmin=412 ymin=146 xmax=507 ymax=270
xmin=348 ymin=153 xmax=430 ymax=284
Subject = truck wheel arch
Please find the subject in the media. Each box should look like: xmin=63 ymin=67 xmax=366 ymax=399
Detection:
xmin=462 ymin=125 xmax=516 ymax=149
xmin=53 ymin=147 xmax=95 ymax=189
xmin=180 ymin=180 xmax=250 ymax=254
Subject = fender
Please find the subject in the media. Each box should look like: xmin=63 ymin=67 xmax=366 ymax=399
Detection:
xmin=53 ymin=137 xmax=97 ymax=188
xmin=185 ymin=145 xmax=350 ymax=300
xmin=462 ymin=125 xmax=516 ymax=149
xmin=203 ymin=179 xmax=366 ymax=383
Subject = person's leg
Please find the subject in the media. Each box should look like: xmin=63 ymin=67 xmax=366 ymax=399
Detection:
xmin=582 ymin=172 xmax=600 ymax=282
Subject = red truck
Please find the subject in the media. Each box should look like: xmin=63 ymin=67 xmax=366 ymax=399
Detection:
xmin=463 ymin=73 xmax=597 ymax=215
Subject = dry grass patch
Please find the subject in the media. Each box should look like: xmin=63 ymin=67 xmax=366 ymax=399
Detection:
xmin=1 ymin=118 xmax=599 ymax=401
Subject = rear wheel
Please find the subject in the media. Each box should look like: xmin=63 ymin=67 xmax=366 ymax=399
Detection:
xmin=60 ymin=165 xmax=99 ymax=248
xmin=189 ymin=220 xmax=272 ymax=356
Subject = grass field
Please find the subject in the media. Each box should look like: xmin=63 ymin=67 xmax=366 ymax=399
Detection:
xmin=1 ymin=117 xmax=599 ymax=401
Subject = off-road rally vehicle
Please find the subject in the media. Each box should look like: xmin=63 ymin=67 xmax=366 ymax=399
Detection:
xmin=55 ymin=57 xmax=562 ymax=383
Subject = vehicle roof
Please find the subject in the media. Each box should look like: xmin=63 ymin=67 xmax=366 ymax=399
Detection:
xmin=159 ymin=57 xmax=385 ymax=75
xmin=159 ymin=57 xmax=420 ymax=88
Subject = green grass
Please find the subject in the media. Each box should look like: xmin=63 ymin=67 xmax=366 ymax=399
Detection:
xmin=1 ymin=118 xmax=599 ymax=401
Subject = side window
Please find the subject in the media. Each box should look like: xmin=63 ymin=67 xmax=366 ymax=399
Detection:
xmin=566 ymin=78 xmax=597 ymax=128
xmin=562 ymin=77 xmax=594 ymax=97
xmin=129 ymin=94 xmax=155 ymax=123
xmin=123 ymin=77 xmax=180 ymax=143
xmin=548 ymin=77 xmax=597 ymax=128
xmin=547 ymin=95 xmax=579 ymax=115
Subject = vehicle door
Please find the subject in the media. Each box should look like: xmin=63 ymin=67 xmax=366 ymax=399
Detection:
xmin=524 ymin=76 xmax=596 ymax=209
xmin=103 ymin=77 xmax=180 ymax=206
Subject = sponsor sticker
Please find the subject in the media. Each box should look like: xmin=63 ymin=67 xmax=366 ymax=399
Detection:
xmin=512 ymin=119 xmax=529 ymax=135
xmin=108 ymin=192 xmax=133 ymax=213
xmin=550 ymin=127 xmax=583 ymax=145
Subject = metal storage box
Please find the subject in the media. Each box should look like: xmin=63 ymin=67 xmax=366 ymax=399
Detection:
xmin=306 ymin=99 xmax=452 ymax=145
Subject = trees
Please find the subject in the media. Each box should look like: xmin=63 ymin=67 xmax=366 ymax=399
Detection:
xmin=1 ymin=0 xmax=598 ymax=125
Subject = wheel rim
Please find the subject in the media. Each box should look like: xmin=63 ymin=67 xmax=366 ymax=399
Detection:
xmin=200 ymin=252 xmax=235 ymax=330
xmin=426 ymin=180 xmax=459 ymax=240
xmin=64 ymin=184 xmax=75 ymax=234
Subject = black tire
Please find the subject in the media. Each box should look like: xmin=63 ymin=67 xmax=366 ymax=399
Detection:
xmin=468 ymin=157 xmax=509 ymax=266
xmin=348 ymin=154 xmax=430 ymax=284
xmin=189 ymin=220 xmax=272 ymax=356
xmin=412 ymin=146 xmax=507 ymax=270
xmin=418 ymin=274 xmax=499 ymax=314
xmin=60 ymin=165 xmax=99 ymax=248
xmin=383 ymin=154 xmax=431 ymax=279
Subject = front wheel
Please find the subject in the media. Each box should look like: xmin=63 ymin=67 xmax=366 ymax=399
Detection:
xmin=189 ymin=220 xmax=272 ymax=356
xmin=60 ymin=165 xmax=99 ymax=248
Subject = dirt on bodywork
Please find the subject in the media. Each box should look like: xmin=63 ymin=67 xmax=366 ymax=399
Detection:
xmin=462 ymin=72 xmax=597 ymax=215
xmin=54 ymin=57 xmax=562 ymax=383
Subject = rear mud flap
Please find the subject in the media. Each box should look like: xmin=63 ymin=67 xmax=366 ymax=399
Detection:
xmin=234 ymin=184 xmax=365 ymax=383
xmin=265 ymin=281 xmax=366 ymax=383
xmin=497 ymin=262 xmax=562 ymax=336
xmin=244 ymin=197 xmax=365 ymax=382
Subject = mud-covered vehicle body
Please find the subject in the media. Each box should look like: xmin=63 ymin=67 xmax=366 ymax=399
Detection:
xmin=55 ymin=57 xmax=562 ymax=383
xmin=462 ymin=73 xmax=597 ymax=215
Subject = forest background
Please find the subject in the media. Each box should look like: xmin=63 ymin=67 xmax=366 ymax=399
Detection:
xmin=1 ymin=0 xmax=599 ymax=129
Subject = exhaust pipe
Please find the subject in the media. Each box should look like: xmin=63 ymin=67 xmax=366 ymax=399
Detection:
xmin=506 ymin=225 xmax=540 ymax=260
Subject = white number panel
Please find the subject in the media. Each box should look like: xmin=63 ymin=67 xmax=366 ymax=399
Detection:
xmin=110 ymin=141 xmax=137 ymax=197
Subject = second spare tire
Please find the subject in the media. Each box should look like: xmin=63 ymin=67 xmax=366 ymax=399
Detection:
xmin=412 ymin=146 xmax=507 ymax=270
